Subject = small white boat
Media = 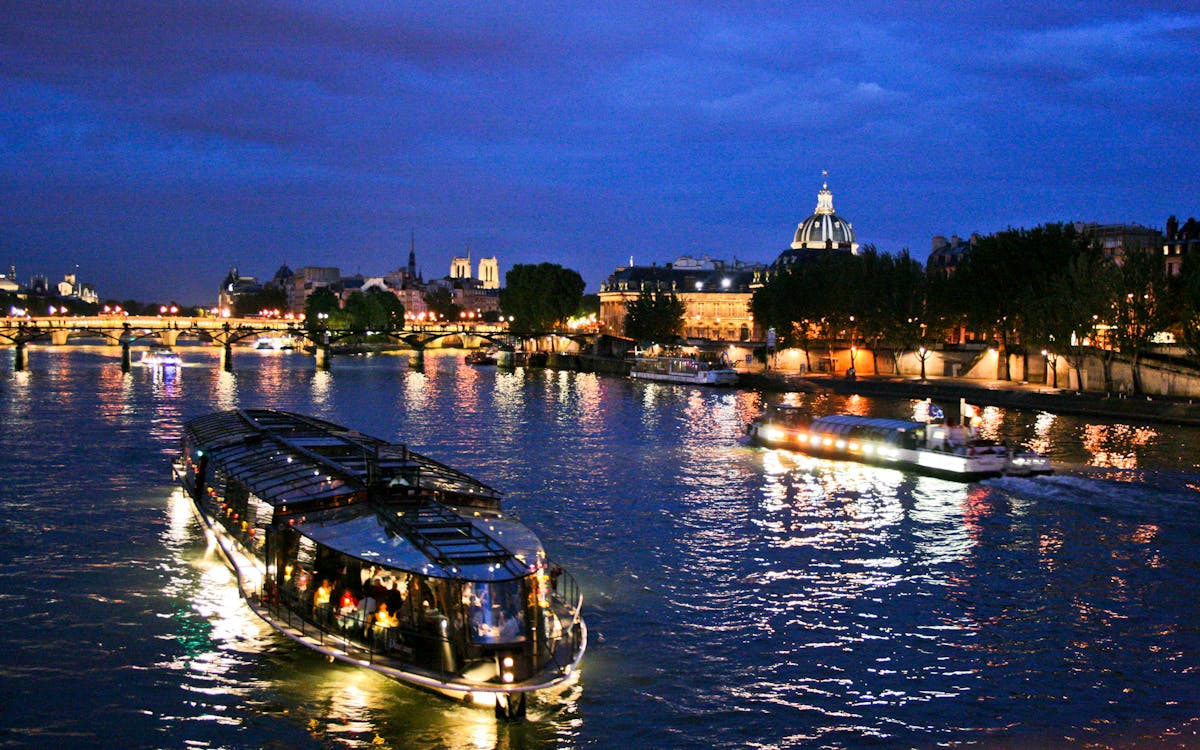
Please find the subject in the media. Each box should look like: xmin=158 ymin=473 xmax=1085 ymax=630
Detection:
xmin=747 ymin=406 xmax=1051 ymax=481
xmin=140 ymin=345 xmax=181 ymax=367
xmin=465 ymin=349 xmax=497 ymax=366
xmin=254 ymin=335 xmax=294 ymax=350
xmin=630 ymin=354 xmax=739 ymax=386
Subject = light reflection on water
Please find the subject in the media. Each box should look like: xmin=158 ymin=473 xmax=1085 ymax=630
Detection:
xmin=1 ymin=347 xmax=1199 ymax=748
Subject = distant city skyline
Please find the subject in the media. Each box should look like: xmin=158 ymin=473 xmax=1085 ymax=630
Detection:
xmin=3 ymin=3 xmax=1197 ymax=304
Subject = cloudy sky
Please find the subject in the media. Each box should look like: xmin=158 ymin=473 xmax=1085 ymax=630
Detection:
xmin=3 ymin=2 xmax=1198 ymax=305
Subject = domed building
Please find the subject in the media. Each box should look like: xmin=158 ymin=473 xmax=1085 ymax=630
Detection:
xmin=753 ymin=179 xmax=860 ymax=286
xmin=783 ymin=180 xmax=858 ymax=259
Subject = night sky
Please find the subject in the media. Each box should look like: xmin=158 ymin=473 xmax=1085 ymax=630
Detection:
xmin=3 ymin=2 xmax=1197 ymax=306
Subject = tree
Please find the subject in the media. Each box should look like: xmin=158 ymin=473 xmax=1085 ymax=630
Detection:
xmin=343 ymin=288 xmax=403 ymax=332
xmin=1108 ymin=248 xmax=1173 ymax=394
xmin=1177 ymin=251 xmax=1200 ymax=363
xmin=850 ymin=248 xmax=926 ymax=374
xmin=751 ymin=247 xmax=926 ymax=374
xmin=944 ymin=224 xmax=1093 ymax=380
xmin=304 ymin=287 xmax=341 ymax=332
xmin=1026 ymin=246 xmax=1112 ymax=391
xmin=500 ymin=263 xmax=585 ymax=330
xmin=232 ymin=287 xmax=288 ymax=317
xmin=623 ymin=289 xmax=685 ymax=343
xmin=422 ymin=286 xmax=460 ymax=322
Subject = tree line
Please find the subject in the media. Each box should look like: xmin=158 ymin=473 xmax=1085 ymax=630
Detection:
xmin=750 ymin=223 xmax=1200 ymax=394
xmin=298 ymin=263 xmax=589 ymax=335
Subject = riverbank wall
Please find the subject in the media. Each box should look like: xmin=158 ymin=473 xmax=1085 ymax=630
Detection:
xmin=767 ymin=345 xmax=1200 ymax=400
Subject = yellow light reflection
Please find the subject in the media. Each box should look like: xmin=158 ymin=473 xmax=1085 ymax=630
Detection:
xmin=310 ymin=370 xmax=332 ymax=406
xmin=1029 ymin=411 xmax=1056 ymax=455
xmin=1081 ymin=423 xmax=1158 ymax=469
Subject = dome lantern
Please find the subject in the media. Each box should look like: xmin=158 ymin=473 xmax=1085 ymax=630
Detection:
xmin=789 ymin=177 xmax=858 ymax=254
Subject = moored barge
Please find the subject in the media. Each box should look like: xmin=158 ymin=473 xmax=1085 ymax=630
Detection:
xmin=173 ymin=409 xmax=585 ymax=718
xmin=630 ymin=354 xmax=739 ymax=386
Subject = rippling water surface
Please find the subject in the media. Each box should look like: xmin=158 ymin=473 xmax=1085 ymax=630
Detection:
xmin=1 ymin=345 xmax=1198 ymax=749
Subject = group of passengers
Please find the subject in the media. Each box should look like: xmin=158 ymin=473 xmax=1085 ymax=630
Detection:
xmin=299 ymin=565 xmax=454 ymax=656
xmin=928 ymin=417 xmax=977 ymax=452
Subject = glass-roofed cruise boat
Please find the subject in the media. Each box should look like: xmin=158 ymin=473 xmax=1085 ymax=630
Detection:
xmin=173 ymin=409 xmax=585 ymax=719
xmin=747 ymin=405 xmax=1051 ymax=481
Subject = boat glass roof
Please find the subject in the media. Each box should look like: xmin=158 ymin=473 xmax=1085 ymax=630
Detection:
xmin=292 ymin=504 xmax=544 ymax=581
xmin=810 ymin=414 xmax=926 ymax=434
xmin=182 ymin=409 xmax=500 ymax=506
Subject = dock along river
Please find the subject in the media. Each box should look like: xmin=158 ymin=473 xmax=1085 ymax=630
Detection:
xmin=1 ymin=345 xmax=1198 ymax=749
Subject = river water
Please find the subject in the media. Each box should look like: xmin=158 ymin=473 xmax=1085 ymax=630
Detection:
xmin=1 ymin=345 xmax=1198 ymax=749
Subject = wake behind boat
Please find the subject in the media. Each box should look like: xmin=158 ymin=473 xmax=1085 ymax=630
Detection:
xmin=173 ymin=409 xmax=585 ymax=718
xmin=747 ymin=404 xmax=1051 ymax=481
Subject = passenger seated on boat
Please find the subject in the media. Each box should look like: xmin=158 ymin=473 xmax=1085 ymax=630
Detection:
xmin=945 ymin=418 xmax=971 ymax=448
xmin=372 ymin=603 xmax=400 ymax=650
xmin=499 ymin=610 xmax=524 ymax=641
xmin=336 ymin=588 xmax=359 ymax=630
xmin=357 ymin=596 xmax=377 ymax=636
xmin=313 ymin=579 xmax=334 ymax=623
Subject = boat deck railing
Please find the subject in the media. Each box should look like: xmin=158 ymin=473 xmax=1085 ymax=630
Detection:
xmin=248 ymin=572 xmax=584 ymax=692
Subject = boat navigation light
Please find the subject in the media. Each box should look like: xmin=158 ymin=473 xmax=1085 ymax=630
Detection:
xmin=503 ymin=656 xmax=514 ymax=668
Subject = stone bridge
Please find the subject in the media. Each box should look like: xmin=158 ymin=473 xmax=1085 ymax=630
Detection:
xmin=0 ymin=315 xmax=609 ymax=371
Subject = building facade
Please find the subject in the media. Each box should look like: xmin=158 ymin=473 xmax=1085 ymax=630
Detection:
xmin=926 ymin=233 xmax=978 ymax=277
xmin=598 ymin=255 xmax=761 ymax=341
xmin=1164 ymin=215 xmax=1199 ymax=276
xmin=1076 ymin=222 xmax=1163 ymax=264
xmin=600 ymin=180 xmax=864 ymax=343
xmin=218 ymin=242 xmax=502 ymax=320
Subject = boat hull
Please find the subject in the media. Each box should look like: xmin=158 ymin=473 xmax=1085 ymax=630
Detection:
xmin=630 ymin=370 xmax=739 ymax=386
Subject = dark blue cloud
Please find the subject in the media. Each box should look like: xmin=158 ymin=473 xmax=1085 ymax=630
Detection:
xmin=2 ymin=1 xmax=1197 ymax=304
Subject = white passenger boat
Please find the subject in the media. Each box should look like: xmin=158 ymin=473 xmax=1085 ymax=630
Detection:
xmin=630 ymin=354 xmax=739 ymax=386
xmin=139 ymin=345 xmax=181 ymax=367
xmin=254 ymin=335 xmax=295 ymax=350
xmin=173 ymin=409 xmax=585 ymax=718
xmin=747 ymin=405 xmax=1051 ymax=481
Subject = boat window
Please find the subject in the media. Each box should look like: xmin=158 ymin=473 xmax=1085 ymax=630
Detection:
xmin=467 ymin=579 xmax=527 ymax=645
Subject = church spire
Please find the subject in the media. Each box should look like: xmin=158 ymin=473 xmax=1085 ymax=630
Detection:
xmin=408 ymin=229 xmax=417 ymax=278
